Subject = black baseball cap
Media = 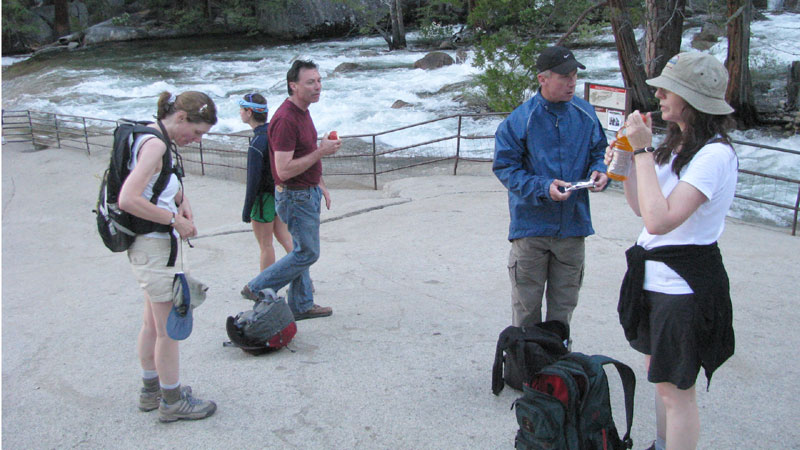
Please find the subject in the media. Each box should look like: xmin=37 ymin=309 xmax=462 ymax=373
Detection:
xmin=536 ymin=46 xmax=586 ymax=74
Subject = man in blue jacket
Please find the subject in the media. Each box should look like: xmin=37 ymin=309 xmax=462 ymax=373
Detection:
xmin=493 ymin=46 xmax=609 ymax=330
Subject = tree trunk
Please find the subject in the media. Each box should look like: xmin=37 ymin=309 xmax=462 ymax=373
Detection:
xmin=374 ymin=24 xmax=393 ymax=49
xmin=389 ymin=0 xmax=406 ymax=50
xmin=644 ymin=0 xmax=686 ymax=78
xmin=608 ymin=0 xmax=655 ymax=112
xmin=726 ymin=0 xmax=758 ymax=126
xmin=787 ymin=61 xmax=800 ymax=111
xmin=54 ymin=0 xmax=70 ymax=39
xmin=395 ymin=0 xmax=406 ymax=48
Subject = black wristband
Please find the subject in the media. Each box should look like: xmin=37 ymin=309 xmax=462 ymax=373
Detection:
xmin=634 ymin=146 xmax=655 ymax=156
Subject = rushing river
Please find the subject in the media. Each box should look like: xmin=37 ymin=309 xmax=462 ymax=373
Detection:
xmin=2 ymin=17 xmax=799 ymax=227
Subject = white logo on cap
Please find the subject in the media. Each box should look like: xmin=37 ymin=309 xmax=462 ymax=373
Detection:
xmin=563 ymin=54 xmax=570 ymax=59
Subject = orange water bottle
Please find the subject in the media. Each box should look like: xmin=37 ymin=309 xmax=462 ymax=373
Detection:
xmin=607 ymin=126 xmax=633 ymax=181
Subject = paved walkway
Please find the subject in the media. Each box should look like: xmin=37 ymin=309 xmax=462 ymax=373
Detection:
xmin=2 ymin=141 xmax=798 ymax=448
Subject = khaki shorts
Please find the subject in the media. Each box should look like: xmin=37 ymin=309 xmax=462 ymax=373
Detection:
xmin=127 ymin=235 xmax=184 ymax=303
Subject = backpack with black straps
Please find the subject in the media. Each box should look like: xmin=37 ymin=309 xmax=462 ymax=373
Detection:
xmin=513 ymin=352 xmax=636 ymax=450
xmin=224 ymin=288 xmax=297 ymax=356
xmin=94 ymin=120 xmax=178 ymax=252
xmin=492 ymin=320 xmax=570 ymax=395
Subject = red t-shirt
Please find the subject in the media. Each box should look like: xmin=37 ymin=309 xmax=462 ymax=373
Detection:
xmin=267 ymin=99 xmax=322 ymax=187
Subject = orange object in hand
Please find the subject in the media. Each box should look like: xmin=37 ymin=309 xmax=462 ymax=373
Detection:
xmin=329 ymin=131 xmax=338 ymax=140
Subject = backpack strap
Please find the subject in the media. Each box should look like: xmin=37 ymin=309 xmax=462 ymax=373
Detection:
xmin=591 ymin=354 xmax=636 ymax=449
xmin=492 ymin=326 xmax=517 ymax=395
xmin=130 ymin=121 xmax=183 ymax=267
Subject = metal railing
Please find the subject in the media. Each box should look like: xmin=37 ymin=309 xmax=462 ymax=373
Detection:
xmin=3 ymin=108 xmax=799 ymax=235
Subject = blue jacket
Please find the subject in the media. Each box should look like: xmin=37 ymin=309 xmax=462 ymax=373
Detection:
xmin=242 ymin=123 xmax=275 ymax=222
xmin=493 ymin=92 xmax=608 ymax=240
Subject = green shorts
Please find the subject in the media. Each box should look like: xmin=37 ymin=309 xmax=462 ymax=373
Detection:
xmin=250 ymin=192 xmax=277 ymax=223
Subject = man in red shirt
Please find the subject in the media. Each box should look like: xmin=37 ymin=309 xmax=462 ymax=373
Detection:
xmin=241 ymin=60 xmax=341 ymax=320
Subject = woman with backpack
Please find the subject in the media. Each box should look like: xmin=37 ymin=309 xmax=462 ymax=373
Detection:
xmin=611 ymin=52 xmax=737 ymax=450
xmin=118 ymin=90 xmax=218 ymax=422
xmin=239 ymin=93 xmax=293 ymax=272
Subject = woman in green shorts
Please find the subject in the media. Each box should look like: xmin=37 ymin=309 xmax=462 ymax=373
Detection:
xmin=240 ymin=93 xmax=293 ymax=271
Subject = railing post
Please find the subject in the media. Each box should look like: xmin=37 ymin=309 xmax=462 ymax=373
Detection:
xmin=199 ymin=140 xmax=205 ymax=175
xmin=453 ymin=115 xmax=463 ymax=175
xmin=27 ymin=110 xmax=35 ymax=145
xmin=54 ymin=113 xmax=62 ymax=148
xmin=372 ymin=135 xmax=378 ymax=190
xmin=793 ymin=185 xmax=799 ymax=236
xmin=82 ymin=117 xmax=91 ymax=155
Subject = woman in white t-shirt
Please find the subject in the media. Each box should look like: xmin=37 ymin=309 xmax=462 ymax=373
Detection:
xmin=608 ymin=53 xmax=738 ymax=450
xmin=118 ymin=91 xmax=218 ymax=422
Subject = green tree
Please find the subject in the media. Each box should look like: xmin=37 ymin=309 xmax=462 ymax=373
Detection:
xmin=2 ymin=0 xmax=39 ymax=50
xmin=469 ymin=0 xmax=603 ymax=111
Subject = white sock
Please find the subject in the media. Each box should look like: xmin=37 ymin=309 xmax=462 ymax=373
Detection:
xmin=142 ymin=370 xmax=158 ymax=380
xmin=160 ymin=380 xmax=180 ymax=390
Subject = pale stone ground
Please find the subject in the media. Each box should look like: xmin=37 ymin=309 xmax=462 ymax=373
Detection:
xmin=2 ymin=141 xmax=798 ymax=449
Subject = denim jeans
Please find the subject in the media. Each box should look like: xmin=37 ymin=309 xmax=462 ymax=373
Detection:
xmin=248 ymin=186 xmax=320 ymax=314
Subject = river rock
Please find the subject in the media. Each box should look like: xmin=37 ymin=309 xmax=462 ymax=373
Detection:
xmin=392 ymin=100 xmax=413 ymax=108
xmin=691 ymin=22 xmax=724 ymax=51
xmin=413 ymin=52 xmax=455 ymax=70
xmin=256 ymin=0 xmax=383 ymax=39
xmin=58 ymin=31 xmax=85 ymax=45
xmin=334 ymin=62 xmax=366 ymax=73
xmin=83 ymin=22 xmax=148 ymax=46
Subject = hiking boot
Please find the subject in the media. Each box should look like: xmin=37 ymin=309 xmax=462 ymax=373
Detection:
xmin=158 ymin=388 xmax=216 ymax=423
xmin=139 ymin=385 xmax=191 ymax=412
xmin=293 ymin=304 xmax=332 ymax=321
xmin=241 ymin=284 xmax=259 ymax=301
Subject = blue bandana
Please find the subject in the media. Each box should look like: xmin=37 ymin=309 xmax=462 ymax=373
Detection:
xmin=239 ymin=98 xmax=268 ymax=114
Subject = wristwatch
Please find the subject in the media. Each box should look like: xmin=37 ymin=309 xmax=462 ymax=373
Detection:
xmin=633 ymin=146 xmax=655 ymax=156
xmin=169 ymin=212 xmax=176 ymax=226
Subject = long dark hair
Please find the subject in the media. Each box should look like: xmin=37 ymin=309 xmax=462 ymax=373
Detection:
xmin=654 ymin=103 xmax=736 ymax=176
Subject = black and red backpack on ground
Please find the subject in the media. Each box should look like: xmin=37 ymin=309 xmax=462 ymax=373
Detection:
xmin=224 ymin=288 xmax=297 ymax=356
xmin=492 ymin=320 xmax=570 ymax=394
xmin=512 ymin=352 xmax=636 ymax=450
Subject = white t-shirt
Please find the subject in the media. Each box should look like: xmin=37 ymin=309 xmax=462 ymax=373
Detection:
xmin=128 ymin=134 xmax=180 ymax=239
xmin=636 ymin=141 xmax=738 ymax=294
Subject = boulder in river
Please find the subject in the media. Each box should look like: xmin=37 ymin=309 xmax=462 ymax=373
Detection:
xmin=413 ymin=52 xmax=455 ymax=70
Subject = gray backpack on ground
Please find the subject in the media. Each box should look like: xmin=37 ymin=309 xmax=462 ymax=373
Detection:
xmin=224 ymin=289 xmax=297 ymax=355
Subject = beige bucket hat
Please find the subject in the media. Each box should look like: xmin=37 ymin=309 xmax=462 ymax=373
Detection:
xmin=646 ymin=52 xmax=735 ymax=115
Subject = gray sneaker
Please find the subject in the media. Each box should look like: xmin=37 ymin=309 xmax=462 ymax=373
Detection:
xmin=139 ymin=385 xmax=192 ymax=412
xmin=158 ymin=388 xmax=216 ymax=422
